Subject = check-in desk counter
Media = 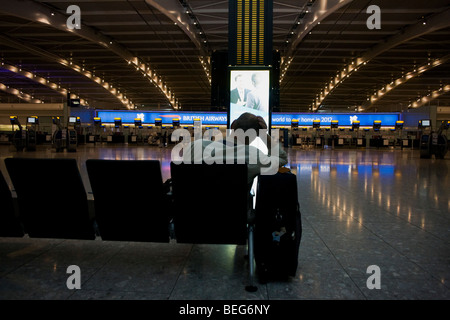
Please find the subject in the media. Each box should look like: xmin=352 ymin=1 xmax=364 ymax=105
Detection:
xmin=105 ymin=128 xmax=125 ymax=144
xmin=339 ymin=134 xmax=354 ymax=147
xmin=369 ymin=134 xmax=383 ymax=148
xmin=97 ymin=126 xmax=106 ymax=143
xmin=406 ymin=131 xmax=420 ymax=148
xmin=292 ymin=128 xmax=313 ymax=148
xmin=329 ymin=129 xmax=353 ymax=148
xmin=291 ymin=128 xmax=301 ymax=146
xmin=382 ymin=130 xmax=397 ymax=147
xmin=369 ymin=130 xmax=393 ymax=148
xmin=355 ymin=137 xmax=365 ymax=147
xmin=107 ymin=133 xmax=125 ymax=144
xmin=313 ymin=129 xmax=325 ymax=147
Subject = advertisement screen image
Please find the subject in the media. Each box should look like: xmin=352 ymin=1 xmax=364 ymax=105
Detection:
xmin=229 ymin=70 xmax=270 ymax=128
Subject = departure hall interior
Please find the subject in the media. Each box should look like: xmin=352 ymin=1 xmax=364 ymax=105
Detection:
xmin=0 ymin=0 xmax=449 ymax=303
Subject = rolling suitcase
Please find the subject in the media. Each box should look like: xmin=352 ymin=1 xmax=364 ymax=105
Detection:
xmin=254 ymin=170 xmax=302 ymax=282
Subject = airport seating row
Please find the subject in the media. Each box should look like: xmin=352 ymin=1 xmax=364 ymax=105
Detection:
xmin=0 ymin=158 xmax=255 ymax=290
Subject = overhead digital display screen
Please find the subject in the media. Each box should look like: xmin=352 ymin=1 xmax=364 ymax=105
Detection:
xmin=421 ymin=120 xmax=431 ymax=127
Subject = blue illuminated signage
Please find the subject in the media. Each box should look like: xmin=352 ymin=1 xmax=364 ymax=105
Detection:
xmin=97 ymin=111 xmax=227 ymax=125
xmin=96 ymin=111 xmax=399 ymax=127
xmin=271 ymin=113 xmax=399 ymax=127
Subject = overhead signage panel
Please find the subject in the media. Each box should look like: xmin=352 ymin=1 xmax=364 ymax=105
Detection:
xmin=97 ymin=111 xmax=399 ymax=127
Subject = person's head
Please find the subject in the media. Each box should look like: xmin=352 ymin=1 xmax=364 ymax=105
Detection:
xmin=231 ymin=113 xmax=266 ymax=145
xmin=251 ymin=73 xmax=262 ymax=88
xmin=235 ymin=74 xmax=245 ymax=90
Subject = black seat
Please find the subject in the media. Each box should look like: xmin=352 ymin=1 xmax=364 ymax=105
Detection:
xmin=86 ymin=159 xmax=170 ymax=242
xmin=0 ymin=170 xmax=24 ymax=237
xmin=170 ymin=162 xmax=249 ymax=244
xmin=4 ymin=158 xmax=95 ymax=240
xmin=170 ymin=162 xmax=257 ymax=291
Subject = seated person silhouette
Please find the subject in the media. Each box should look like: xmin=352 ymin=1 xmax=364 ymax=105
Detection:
xmin=183 ymin=113 xmax=287 ymax=185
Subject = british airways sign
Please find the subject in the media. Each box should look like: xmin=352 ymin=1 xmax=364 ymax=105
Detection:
xmin=96 ymin=111 xmax=227 ymax=125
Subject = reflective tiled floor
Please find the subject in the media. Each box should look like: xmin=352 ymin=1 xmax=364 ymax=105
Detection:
xmin=0 ymin=143 xmax=449 ymax=300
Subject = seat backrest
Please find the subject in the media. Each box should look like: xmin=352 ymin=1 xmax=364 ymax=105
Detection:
xmin=4 ymin=158 xmax=95 ymax=240
xmin=86 ymin=159 xmax=169 ymax=242
xmin=0 ymin=170 xmax=24 ymax=237
xmin=170 ymin=162 xmax=248 ymax=245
